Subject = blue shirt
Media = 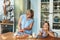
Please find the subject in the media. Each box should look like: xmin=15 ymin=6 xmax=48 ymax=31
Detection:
xmin=20 ymin=14 xmax=33 ymax=35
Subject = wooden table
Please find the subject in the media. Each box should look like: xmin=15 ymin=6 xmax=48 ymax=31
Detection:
xmin=0 ymin=32 xmax=60 ymax=40
xmin=0 ymin=32 xmax=14 ymax=40
xmin=0 ymin=23 xmax=14 ymax=34
xmin=37 ymin=36 xmax=60 ymax=40
xmin=19 ymin=36 xmax=60 ymax=40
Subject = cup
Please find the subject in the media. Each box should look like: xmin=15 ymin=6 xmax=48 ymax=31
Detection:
xmin=32 ymin=33 xmax=36 ymax=38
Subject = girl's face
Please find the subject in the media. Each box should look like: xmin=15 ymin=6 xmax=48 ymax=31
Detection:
xmin=26 ymin=10 xmax=32 ymax=18
xmin=43 ymin=23 xmax=49 ymax=31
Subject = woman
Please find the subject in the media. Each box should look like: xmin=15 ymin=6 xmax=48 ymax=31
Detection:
xmin=38 ymin=21 xmax=55 ymax=38
xmin=3 ymin=0 xmax=10 ymax=16
xmin=15 ymin=9 xmax=34 ymax=37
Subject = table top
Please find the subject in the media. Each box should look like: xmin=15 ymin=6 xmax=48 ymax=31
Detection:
xmin=0 ymin=32 xmax=60 ymax=40
xmin=0 ymin=23 xmax=13 ymax=25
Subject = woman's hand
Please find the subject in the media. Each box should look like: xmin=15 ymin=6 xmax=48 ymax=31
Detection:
xmin=19 ymin=29 xmax=25 ymax=32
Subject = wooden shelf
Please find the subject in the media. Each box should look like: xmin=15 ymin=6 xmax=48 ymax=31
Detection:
xmin=53 ymin=22 xmax=60 ymax=24
xmin=53 ymin=6 xmax=60 ymax=7
xmin=0 ymin=23 xmax=13 ymax=25
xmin=53 ymin=11 xmax=60 ymax=12
xmin=41 ymin=11 xmax=49 ymax=12
xmin=41 ymin=2 xmax=49 ymax=3
xmin=53 ymin=11 xmax=60 ymax=14
xmin=53 ymin=1 xmax=60 ymax=3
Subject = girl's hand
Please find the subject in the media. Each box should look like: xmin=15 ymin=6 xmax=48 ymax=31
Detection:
xmin=38 ymin=32 xmax=42 ymax=36
xmin=43 ymin=28 xmax=48 ymax=31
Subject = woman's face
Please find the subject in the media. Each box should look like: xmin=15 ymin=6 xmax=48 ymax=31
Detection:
xmin=6 ymin=1 xmax=9 ymax=5
xmin=26 ymin=10 xmax=32 ymax=18
xmin=4 ymin=0 xmax=10 ymax=5
xmin=43 ymin=23 xmax=49 ymax=31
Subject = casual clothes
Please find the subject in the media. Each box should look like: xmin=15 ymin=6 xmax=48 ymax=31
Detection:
xmin=39 ymin=29 xmax=57 ymax=38
xmin=15 ymin=14 xmax=33 ymax=36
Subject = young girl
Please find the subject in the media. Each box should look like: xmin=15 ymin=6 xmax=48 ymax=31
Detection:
xmin=38 ymin=21 xmax=55 ymax=38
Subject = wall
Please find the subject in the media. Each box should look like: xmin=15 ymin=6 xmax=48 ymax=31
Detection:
xmin=14 ymin=0 xmax=27 ymax=29
xmin=14 ymin=0 xmax=41 ymax=34
xmin=14 ymin=0 xmax=23 ymax=22
xmin=31 ymin=0 xmax=41 ymax=35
